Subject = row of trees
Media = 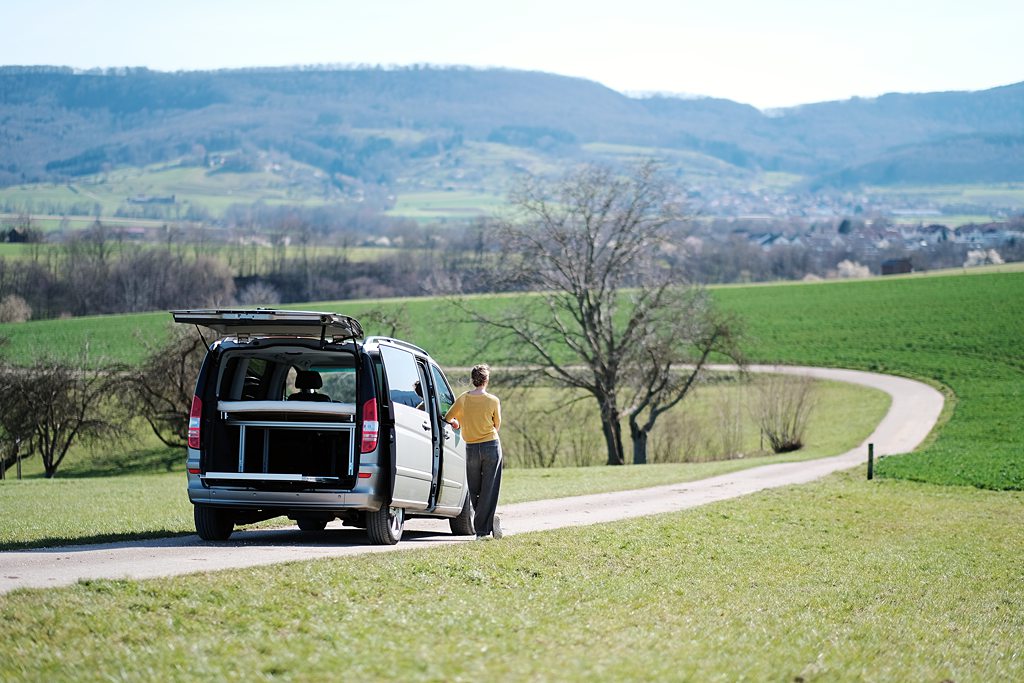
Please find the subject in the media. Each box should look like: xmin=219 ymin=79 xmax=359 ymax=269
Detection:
xmin=0 ymin=240 xmax=487 ymax=320
xmin=4 ymin=207 xmax=1021 ymax=322
xmin=0 ymin=250 xmax=235 ymax=318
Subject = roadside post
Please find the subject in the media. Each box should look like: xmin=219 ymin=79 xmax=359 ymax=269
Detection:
xmin=867 ymin=443 xmax=874 ymax=480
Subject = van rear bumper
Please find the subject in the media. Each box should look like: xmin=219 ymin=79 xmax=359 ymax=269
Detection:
xmin=187 ymin=472 xmax=385 ymax=512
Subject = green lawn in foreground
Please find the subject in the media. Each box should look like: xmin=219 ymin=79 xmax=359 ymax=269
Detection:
xmin=2 ymin=472 xmax=1019 ymax=681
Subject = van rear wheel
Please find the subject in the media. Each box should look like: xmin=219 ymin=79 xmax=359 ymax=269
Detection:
xmin=194 ymin=505 xmax=234 ymax=541
xmin=366 ymin=505 xmax=404 ymax=545
xmin=449 ymin=494 xmax=475 ymax=536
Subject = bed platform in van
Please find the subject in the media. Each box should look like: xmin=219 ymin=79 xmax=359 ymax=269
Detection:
xmin=204 ymin=400 xmax=358 ymax=484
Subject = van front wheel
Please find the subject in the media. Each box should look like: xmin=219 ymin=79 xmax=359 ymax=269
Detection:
xmin=366 ymin=505 xmax=404 ymax=545
xmin=194 ymin=505 xmax=234 ymax=541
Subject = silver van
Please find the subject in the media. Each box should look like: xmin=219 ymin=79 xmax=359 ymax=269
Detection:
xmin=172 ymin=309 xmax=472 ymax=544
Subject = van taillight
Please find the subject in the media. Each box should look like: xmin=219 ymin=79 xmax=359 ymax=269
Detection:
xmin=188 ymin=395 xmax=202 ymax=449
xmin=360 ymin=398 xmax=379 ymax=453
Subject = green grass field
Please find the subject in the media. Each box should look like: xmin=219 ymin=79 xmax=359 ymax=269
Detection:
xmin=386 ymin=190 xmax=506 ymax=219
xmin=1 ymin=472 xmax=1020 ymax=681
xmin=2 ymin=269 xmax=1021 ymax=488
xmin=0 ymin=232 xmax=420 ymax=271
xmin=711 ymin=273 xmax=1024 ymax=489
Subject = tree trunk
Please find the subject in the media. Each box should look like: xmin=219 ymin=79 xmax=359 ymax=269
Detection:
xmin=599 ymin=401 xmax=625 ymax=466
xmin=630 ymin=419 xmax=649 ymax=465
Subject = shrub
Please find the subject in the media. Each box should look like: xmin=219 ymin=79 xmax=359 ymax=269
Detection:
xmin=752 ymin=372 xmax=817 ymax=453
xmin=236 ymin=281 xmax=281 ymax=306
xmin=0 ymin=294 xmax=32 ymax=323
xmin=963 ymin=249 xmax=1004 ymax=267
xmin=836 ymin=260 xmax=870 ymax=279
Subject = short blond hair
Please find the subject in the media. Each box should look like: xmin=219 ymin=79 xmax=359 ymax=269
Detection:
xmin=471 ymin=364 xmax=490 ymax=387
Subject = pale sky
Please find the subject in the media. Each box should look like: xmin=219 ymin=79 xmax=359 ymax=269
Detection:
xmin=4 ymin=0 xmax=1023 ymax=109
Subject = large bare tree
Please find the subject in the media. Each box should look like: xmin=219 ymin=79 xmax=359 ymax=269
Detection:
xmin=456 ymin=162 xmax=742 ymax=465
xmin=621 ymin=291 xmax=742 ymax=464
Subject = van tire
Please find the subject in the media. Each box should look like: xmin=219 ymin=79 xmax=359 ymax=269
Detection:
xmin=449 ymin=494 xmax=475 ymax=536
xmin=366 ymin=505 xmax=404 ymax=545
xmin=296 ymin=517 xmax=329 ymax=532
xmin=194 ymin=505 xmax=234 ymax=541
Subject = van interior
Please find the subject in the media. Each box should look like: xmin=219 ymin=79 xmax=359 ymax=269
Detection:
xmin=204 ymin=345 xmax=360 ymax=487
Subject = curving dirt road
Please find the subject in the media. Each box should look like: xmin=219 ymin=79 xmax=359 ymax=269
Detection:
xmin=0 ymin=366 xmax=944 ymax=594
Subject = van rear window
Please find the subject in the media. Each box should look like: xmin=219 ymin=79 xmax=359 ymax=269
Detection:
xmin=218 ymin=348 xmax=357 ymax=402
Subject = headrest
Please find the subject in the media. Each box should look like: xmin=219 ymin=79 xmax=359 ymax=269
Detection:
xmin=295 ymin=370 xmax=323 ymax=391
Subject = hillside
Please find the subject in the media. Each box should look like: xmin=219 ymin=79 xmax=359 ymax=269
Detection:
xmin=2 ymin=65 xmax=1023 ymax=195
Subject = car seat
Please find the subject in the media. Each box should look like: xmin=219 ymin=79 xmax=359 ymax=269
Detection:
xmin=288 ymin=370 xmax=331 ymax=402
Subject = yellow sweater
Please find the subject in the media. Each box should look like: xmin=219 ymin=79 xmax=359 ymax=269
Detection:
xmin=444 ymin=391 xmax=501 ymax=444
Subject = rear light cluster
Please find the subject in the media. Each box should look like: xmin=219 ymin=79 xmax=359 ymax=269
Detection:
xmin=360 ymin=398 xmax=379 ymax=453
xmin=188 ymin=395 xmax=202 ymax=449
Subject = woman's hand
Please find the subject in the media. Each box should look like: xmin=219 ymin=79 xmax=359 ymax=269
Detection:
xmin=447 ymin=418 xmax=460 ymax=430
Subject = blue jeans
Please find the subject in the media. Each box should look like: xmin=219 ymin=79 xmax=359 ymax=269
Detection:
xmin=466 ymin=438 xmax=502 ymax=536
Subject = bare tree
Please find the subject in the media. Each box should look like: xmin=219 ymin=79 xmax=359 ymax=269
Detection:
xmin=0 ymin=338 xmax=33 ymax=478
xmin=622 ymin=292 xmax=742 ymax=463
xmin=455 ymin=162 xmax=740 ymax=465
xmin=0 ymin=354 xmax=126 ymax=478
xmin=359 ymin=304 xmax=409 ymax=338
xmin=120 ymin=325 xmax=207 ymax=448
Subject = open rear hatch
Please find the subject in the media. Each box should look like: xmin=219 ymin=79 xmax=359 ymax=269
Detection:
xmin=171 ymin=308 xmax=363 ymax=342
xmin=172 ymin=309 xmax=365 ymax=490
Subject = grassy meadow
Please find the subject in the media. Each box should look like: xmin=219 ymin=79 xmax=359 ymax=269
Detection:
xmin=0 ymin=163 xmax=339 ymax=221
xmin=1 ymin=472 xmax=1020 ymax=681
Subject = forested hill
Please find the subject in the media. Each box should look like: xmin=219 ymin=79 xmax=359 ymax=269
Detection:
xmin=2 ymin=65 xmax=1023 ymax=188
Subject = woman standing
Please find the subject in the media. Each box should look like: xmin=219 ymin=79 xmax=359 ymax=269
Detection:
xmin=444 ymin=364 xmax=503 ymax=540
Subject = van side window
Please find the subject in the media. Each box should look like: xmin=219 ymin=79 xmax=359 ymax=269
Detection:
xmin=430 ymin=364 xmax=455 ymax=415
xmin=241 ymin=359 xmax=269 ymax=400
xmin=379 ymin=346 xmax=422 ymax=408
xmin=220 ymin=357 xmax=271 ymax=400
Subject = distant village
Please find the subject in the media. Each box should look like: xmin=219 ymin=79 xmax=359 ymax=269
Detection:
xmin=677 ymin=182 xmax=1023 ymax=277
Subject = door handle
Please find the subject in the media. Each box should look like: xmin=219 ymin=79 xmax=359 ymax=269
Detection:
xmin=421 ymin=421 xmax=431 ymax=431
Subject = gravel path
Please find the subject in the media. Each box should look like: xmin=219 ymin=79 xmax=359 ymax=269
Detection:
xmin=0 ymin=366 xmax=943 ymax=594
